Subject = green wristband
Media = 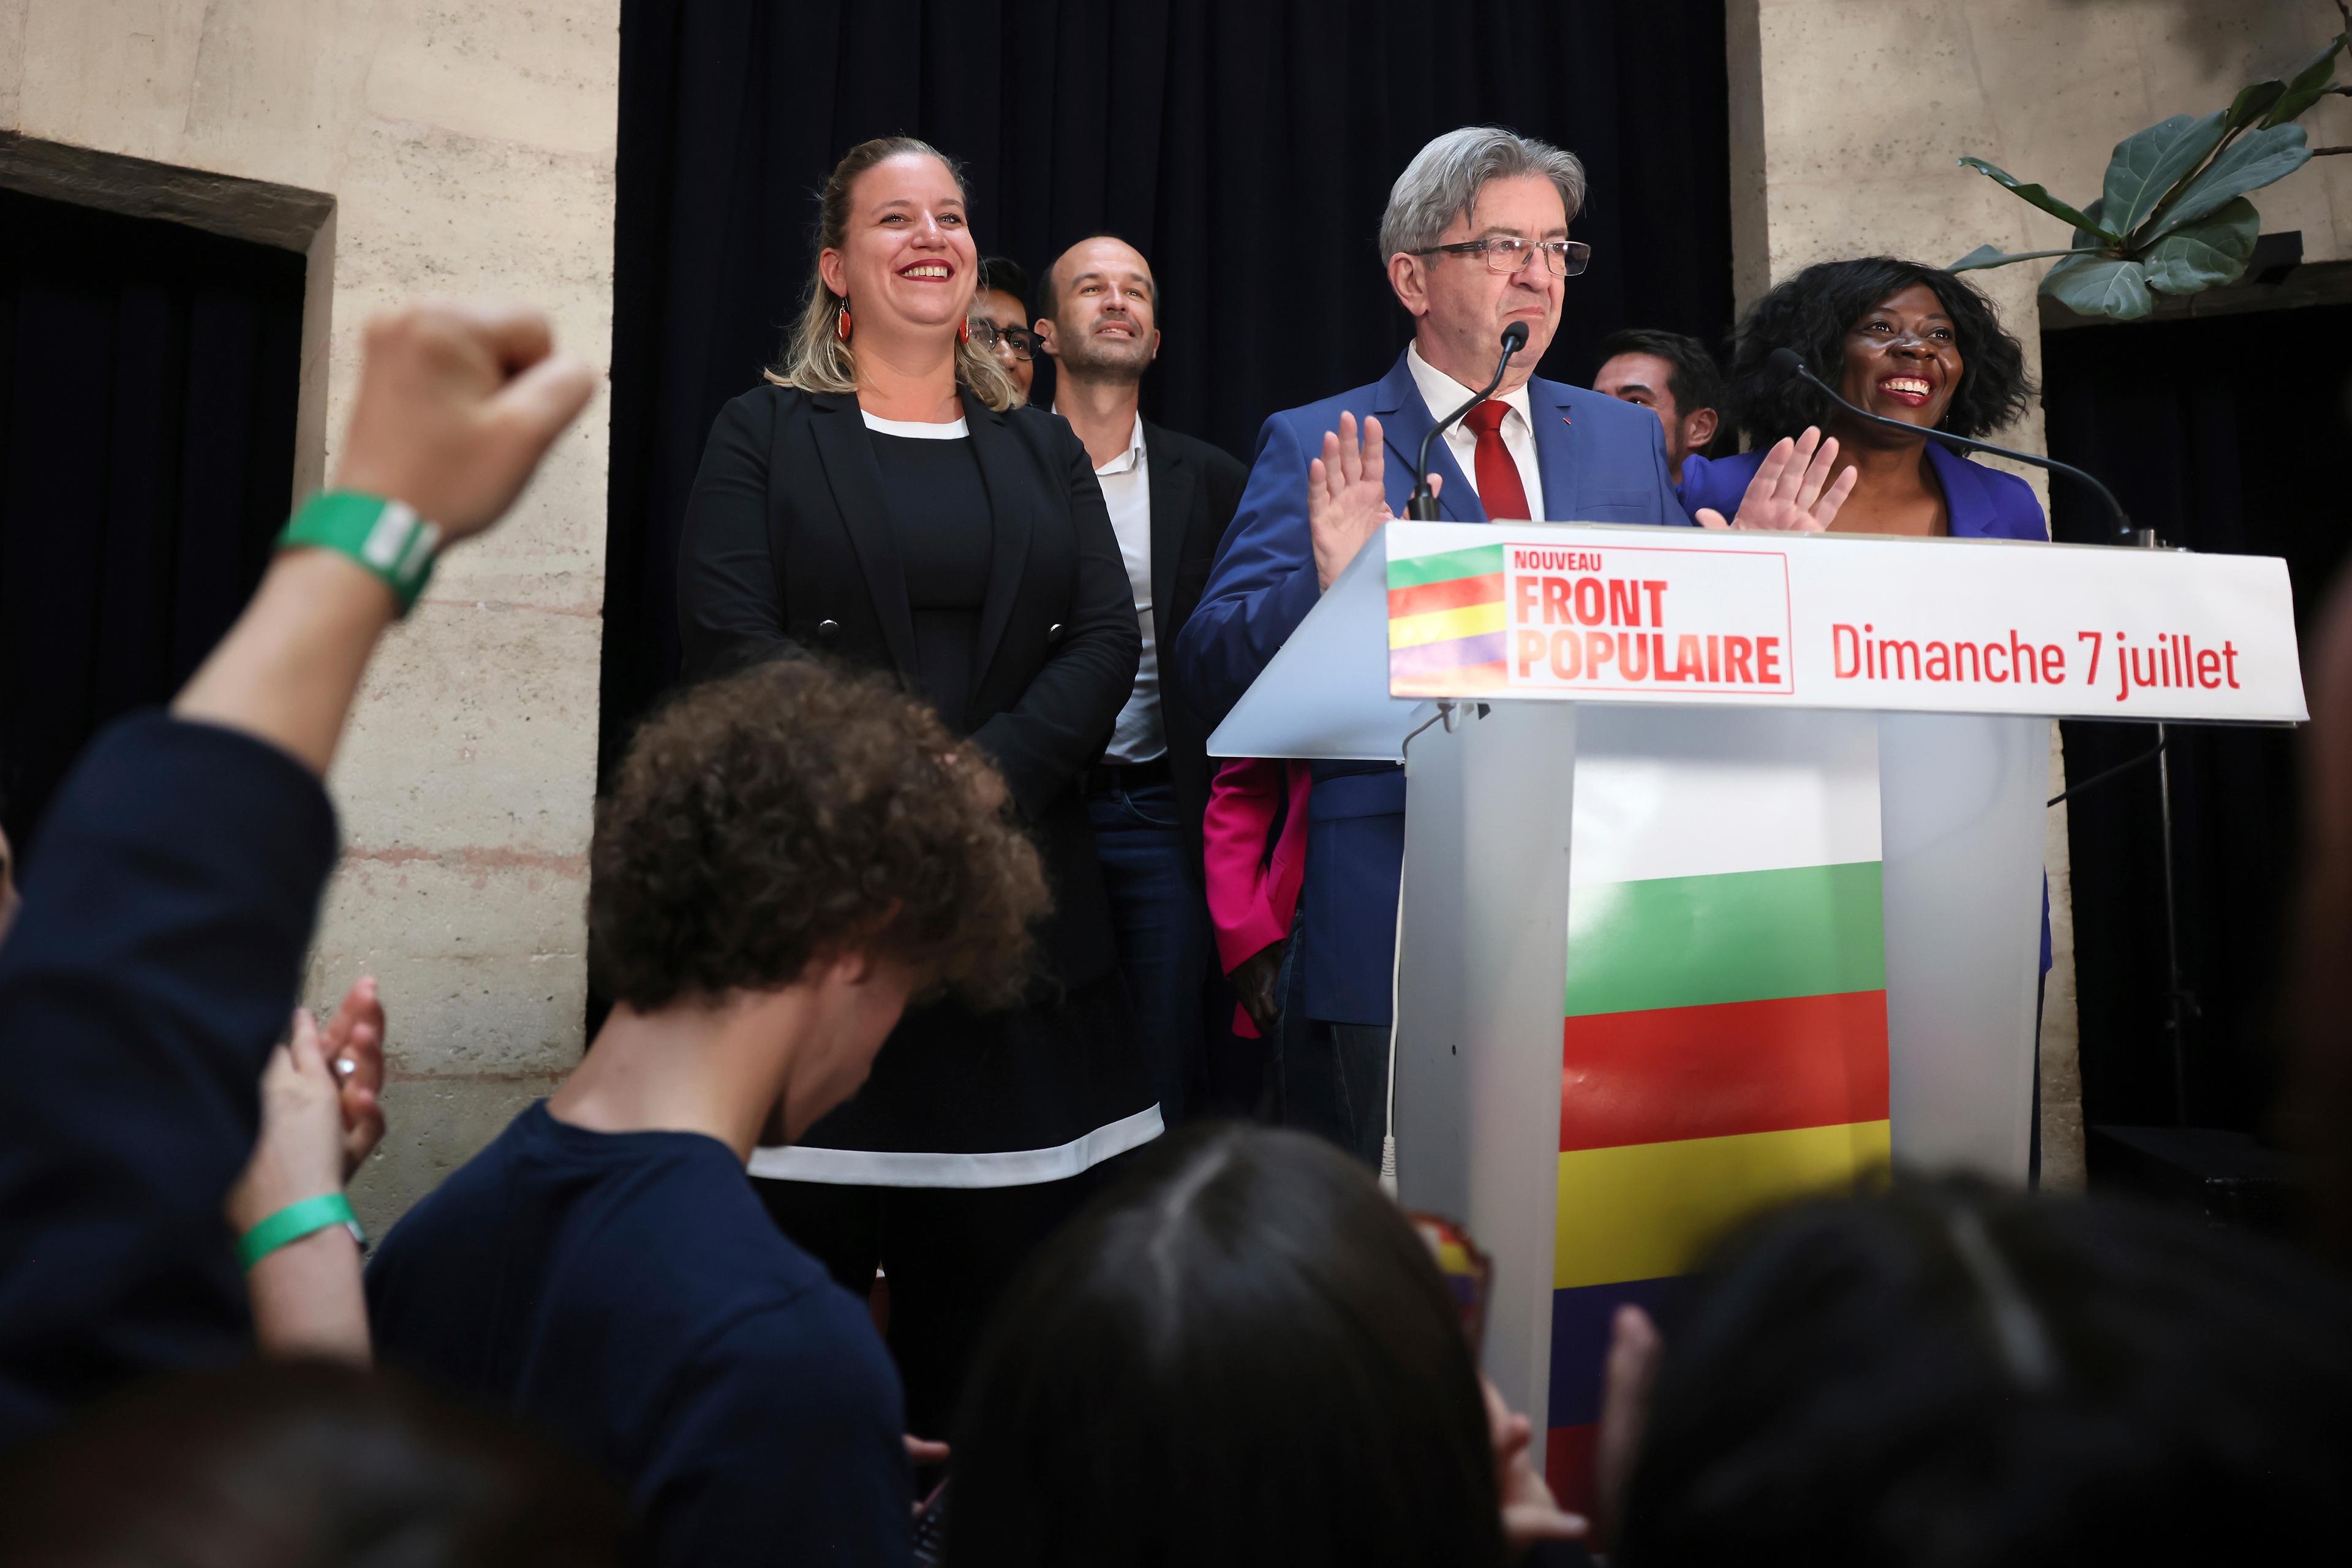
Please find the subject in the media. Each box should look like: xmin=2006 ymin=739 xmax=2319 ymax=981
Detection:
xmin=279 ymin=491 xmax=441 ymax=614
xmin=238 ymin=1192 xmax=365 ymax=1272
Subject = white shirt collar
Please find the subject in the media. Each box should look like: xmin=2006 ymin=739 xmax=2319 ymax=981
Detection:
xmin=1406 ymin=341 xmax=1532 ymax=431
xmin=1055 ymin=405 xmax=1148 ymax=477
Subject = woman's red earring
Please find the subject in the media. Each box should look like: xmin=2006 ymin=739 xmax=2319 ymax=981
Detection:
xmin=958 ymin=317 xmax=972 ymax=345
xmin=836 ymin=305 xmax=852 ymax=344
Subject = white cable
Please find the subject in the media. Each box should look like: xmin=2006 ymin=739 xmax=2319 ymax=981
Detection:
xmin=1382 ymin=704 xmax=1452 ymax=1200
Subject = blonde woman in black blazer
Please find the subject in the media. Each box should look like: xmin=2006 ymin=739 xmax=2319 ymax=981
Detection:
xmin=677 ymin=138 xmax=1150 ymax=1441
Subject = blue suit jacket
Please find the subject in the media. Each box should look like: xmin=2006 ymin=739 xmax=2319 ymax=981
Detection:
xmin=1680 ymin=442 xmax=2051 ymax=541
xmin=1175 ymin=349 xmax=1689 ymax=1025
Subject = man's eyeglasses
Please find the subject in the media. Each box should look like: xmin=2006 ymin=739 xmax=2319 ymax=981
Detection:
xmin=968 ymin=318 xmax=1041 ymax=361
xmin=1412 ymin=237 xmax=1593 ymax=277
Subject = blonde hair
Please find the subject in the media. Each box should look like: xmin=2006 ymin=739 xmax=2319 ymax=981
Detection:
xmin=766 ymin=137 xmax=1021 ymax=412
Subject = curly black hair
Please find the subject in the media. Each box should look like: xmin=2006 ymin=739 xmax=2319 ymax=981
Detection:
xmin=1725 ymin=257 xmax=2035 ymax=448
xmin=590 ymin=659 xmax=1049 ymax=1012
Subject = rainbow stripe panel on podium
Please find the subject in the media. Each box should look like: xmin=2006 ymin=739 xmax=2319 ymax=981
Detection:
xmin=1542 ymin=718 xmax=1893 ymax=1511
xmin=1387 ymin=541 xmax=1508 ymax=696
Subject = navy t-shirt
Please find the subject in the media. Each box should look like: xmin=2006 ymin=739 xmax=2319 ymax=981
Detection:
xmin=367 ymin=1102 xmax=911 ymax=1567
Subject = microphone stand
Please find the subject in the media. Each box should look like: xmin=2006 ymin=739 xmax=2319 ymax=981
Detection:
xmin=1406 ymin=329 xmax=1527 ymax=520
xmin=1779 ymin=355 xmax=2135 ymax=541
xmin=1781 ymin=353 xmax=2195 ymax=1122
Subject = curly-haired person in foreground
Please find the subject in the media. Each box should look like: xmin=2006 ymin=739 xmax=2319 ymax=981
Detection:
xmin=366 ymin=660 xmax=1049 ymax=1568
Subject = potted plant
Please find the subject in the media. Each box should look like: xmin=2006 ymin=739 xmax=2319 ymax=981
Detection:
xmin=1952 ymin=6 xmax=2347 ymax=320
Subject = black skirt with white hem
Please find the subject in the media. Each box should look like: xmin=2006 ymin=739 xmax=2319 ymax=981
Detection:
xmin=748 ymin=967 xmax=1163 ymax=1189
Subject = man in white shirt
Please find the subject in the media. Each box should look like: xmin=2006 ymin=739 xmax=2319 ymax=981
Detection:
xmin=1038 ymin=235 xmax=1247 ymax=1126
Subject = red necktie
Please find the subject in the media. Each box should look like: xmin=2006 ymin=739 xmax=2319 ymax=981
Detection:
xmin=1462 ymin=399 xmax=1531 ymax=521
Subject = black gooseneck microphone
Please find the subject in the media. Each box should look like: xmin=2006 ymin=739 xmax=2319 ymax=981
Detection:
xmin=1407 ymin=322 xmax=1531 ymax=520
xmin=1766 ymin=346 xmax=2133 ymax=539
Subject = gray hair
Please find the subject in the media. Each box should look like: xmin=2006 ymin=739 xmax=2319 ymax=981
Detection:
xmin=1378 ymin=126 xmax=1588 ymax=261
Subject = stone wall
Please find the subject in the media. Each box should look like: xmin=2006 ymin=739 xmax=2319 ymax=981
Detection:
xmin=0 ymin=0 xmax=619 ymax=1233
xmin=1726 ymin=0 xmax=2352 ymax=1188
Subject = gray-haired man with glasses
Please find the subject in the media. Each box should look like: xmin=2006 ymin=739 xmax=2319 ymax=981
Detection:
xmin=1174 ymin=126 xmax=1847 ymax=1170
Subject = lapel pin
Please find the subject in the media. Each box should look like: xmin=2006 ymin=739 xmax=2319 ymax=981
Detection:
xmin=1561 ymin=412 xmax=1572 ymax=426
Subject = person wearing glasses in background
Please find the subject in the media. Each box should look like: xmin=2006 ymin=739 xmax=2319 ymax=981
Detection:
xmin=971 ymin=257 xmax=1039 ymax=405
xmin=1175 ymin=126 xmax=1847 ymax=1166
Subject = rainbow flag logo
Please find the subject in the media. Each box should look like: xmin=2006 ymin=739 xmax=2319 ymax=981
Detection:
xmin=1389 ymin=542 xmax=1508 ymax=696
xmin=1542 ymin=744 xmax=1891 ymax=1510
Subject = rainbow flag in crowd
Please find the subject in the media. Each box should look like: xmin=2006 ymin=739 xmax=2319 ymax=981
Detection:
xmin=1542 ymin=751 xmax=1892 ymax=1510
xmin=1388 ymin=542 xmax=1508 ymax=696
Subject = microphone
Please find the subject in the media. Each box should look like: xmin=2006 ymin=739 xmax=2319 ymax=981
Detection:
xmin=1407 ymin=322 xmax=1530 ymax=521
xmin=1766 ymin=347 xmax=2132 ymax=538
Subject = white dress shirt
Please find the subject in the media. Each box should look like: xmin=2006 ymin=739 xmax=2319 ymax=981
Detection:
xmin=1405 ymin=341 xmax=1547 ymax=520
xmin=1065 ymin=409 xmax=1163 ymax=764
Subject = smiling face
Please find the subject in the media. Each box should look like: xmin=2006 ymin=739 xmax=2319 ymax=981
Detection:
xmin=1041 ymin=236 xmax=1159 ymax=383
xmin=1389 ymin=172 xmax=1567 ymax=393
xmin=971 ymin=287 xmax=1035 ymax=402
xmin=816 ymin=151 xmax=978 ymax=349
xmin=1838 ymin=282 xmax=1964 ymax=432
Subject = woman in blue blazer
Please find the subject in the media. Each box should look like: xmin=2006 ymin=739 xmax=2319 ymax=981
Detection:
xmin=1683 ymin=257 xmax=2045 ymax=540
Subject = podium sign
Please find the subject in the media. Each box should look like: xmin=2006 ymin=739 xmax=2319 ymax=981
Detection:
xmin=1207 ymin=520 xmax=2305 ymax=1511
xmin=1384 ymin=521 xmax=2304 ymax=722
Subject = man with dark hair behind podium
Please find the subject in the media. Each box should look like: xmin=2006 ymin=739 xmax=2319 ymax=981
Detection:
xmin=1174 ymin=126 xmax=1849 ymax=1166
xmin=1593 ymin=327 xmax=1725 ymax=486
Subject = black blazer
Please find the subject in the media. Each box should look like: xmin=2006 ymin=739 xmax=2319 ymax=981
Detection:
xmin=676 ymin=382 xmax=1143 ymax=986
xmin=1138 ymin=418 xmax=1247 ymax=883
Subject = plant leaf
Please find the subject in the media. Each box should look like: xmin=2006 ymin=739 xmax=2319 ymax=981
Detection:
xmin=2260 ymin=35 xmax=2348 ymax=128
xmin=1958 ymin=156 xmax=2119 ymax=241
xmin=2103 ymin=112 xmax=2228 ymax=236
xmin=1950 ymin=243 xmax=2105 ymax=272
xmin=2141 ymin=124 xmax=2310 ymax=242
xmin=2068 ymin=197 xmax=2113 ymax=253
xmin=2043 ymin=254 xmax=2157 ymax=320
xmin=2227 ymin=79 xmax=2288 ymax=132
xmin=2141 ymin=198 xmax=2261 ymax=294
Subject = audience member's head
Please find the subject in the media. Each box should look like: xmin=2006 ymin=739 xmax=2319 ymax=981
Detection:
xmin=1038 ymin=235 xmax=1161 ymax=390
xmin=1615 ymin=1177 xmax=2352 ymax=1567
xmin=588 ymin=659 xmax=1048 ymax=1138
xmin=948 ymin=1124 xmax=1507 ymax=1568
xmin=1380 ymin=126 xmax=1588 ymax=392
xmin=1593 ymin=328 xmax=1725 ymax=474
xmin=971 ymin=255 xmax=1037 ymax=404
xmin=0 ymin=1360 xmax=627 ymax=1567
xmin=1725 ymin=256 xmax=2032 ymax=448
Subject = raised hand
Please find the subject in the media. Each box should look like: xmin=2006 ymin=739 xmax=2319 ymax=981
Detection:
xmin=1593 ymin=1303 xmax=1664 ymax=1550
xmin=1310 ymin=412 xmax=1410 ymax=591
xmin=1697 ymin=426 xmax=1857 ymax=533
xmin=320 ymin=975 xmax=388 ymax=1180
xmin=1483 ymin=1376 xmax=1589 ymax=1550
xmin=227 ymin=1011 xmax=349 ymax=1237
xmin=333 ymin=301 xmax=600 ymax=543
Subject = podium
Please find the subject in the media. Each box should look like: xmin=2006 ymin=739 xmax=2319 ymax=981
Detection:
xmin=1207 ymin=519 xmax=2304 ymax=1506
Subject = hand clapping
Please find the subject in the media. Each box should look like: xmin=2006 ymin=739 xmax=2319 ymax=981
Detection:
xmin=1696 ymin=426 xmax=1857 ymax=533
xmin=1309 ymin=412 xmax=1434 ymax=592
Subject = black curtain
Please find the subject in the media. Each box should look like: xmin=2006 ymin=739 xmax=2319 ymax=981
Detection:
xmin=603 ymin=0 xmax=1734 ymax=777
xmin=2041 ymin=300 xmax=2352 ymax=1140
xmin=0 ymin=189 xmax=304 ymax=862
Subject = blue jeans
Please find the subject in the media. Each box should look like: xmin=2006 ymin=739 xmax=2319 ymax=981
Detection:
xmin=1086 ymin=776 xmax=1212 ymax=1125
xmin=1272 ymin=908 xmax=1390 ymax=1170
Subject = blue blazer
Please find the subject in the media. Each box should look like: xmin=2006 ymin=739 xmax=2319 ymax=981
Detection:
xmin=1679 ymin=442 xmax=2051 ymax=541
xmin=1175 ymin=350 xmax=1689 ymax=1025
